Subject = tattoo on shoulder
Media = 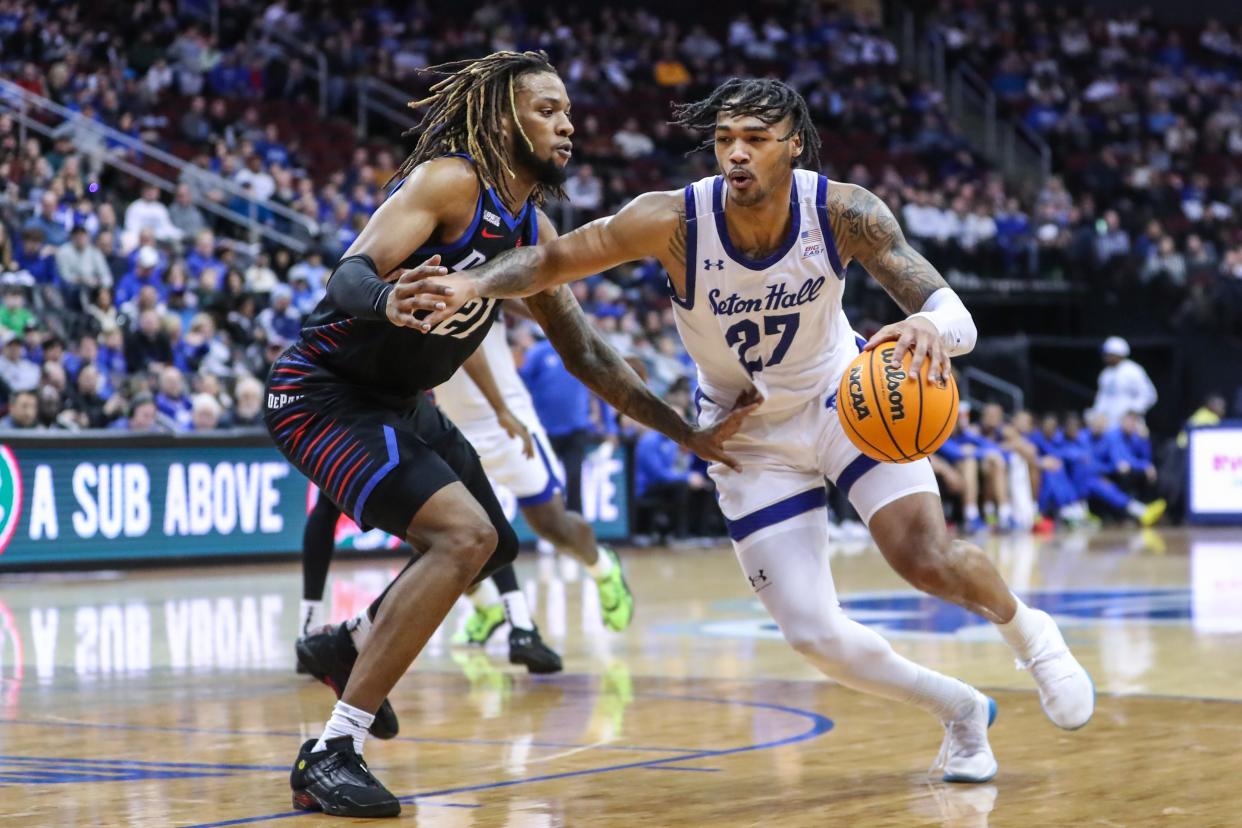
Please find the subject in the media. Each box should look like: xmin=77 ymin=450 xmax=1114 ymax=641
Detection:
xmin=828 ymin=185 xmax=947 ymax=314
xmin=667 ymin=201 xmax=687 ymax=270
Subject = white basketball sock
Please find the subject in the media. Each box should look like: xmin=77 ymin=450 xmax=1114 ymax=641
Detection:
xmin=996 ymin=595 xmax=1047 ymax=660
xmin=735 ymin=513 xmax=975 ymax=723
xmin=314 ymin=700 xmax=374 ymax=755
xmin=299 ymin=600 xmax=324 ymax=637
xmin=587 ymin=547 xmax=614 ymax=579
xmin=501 ymin=589 xmax=534 ymax=631
xmin=345 ymin=609 xmax=373 ymax=651
xmin=964 ymin=503 xmax=981 ymax=521
xmin=469 ymin=578 xmax=501 ymax=609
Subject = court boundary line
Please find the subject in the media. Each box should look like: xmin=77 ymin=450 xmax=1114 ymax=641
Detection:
xmin=180 ymin=691 xmax=835 ymax=828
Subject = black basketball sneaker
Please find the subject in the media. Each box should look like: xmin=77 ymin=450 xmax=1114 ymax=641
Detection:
xmin=296 ymin=623 xmax=400 ymax=740
xmin=290 ymin=736 xmax=400 ymax=818
xmin=508 ymin=626 xmax=563 ymax=674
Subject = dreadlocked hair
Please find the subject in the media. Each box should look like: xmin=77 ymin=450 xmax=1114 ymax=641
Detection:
xmin=390 ymin=50 xmax=563 ymax=204
xmin=670 ymin=78 xmax=821 ymax=170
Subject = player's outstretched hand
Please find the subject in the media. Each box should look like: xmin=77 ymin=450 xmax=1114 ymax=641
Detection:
xmin=412 ymin=274 xmax=481 ymax=332
xmin=384 ymin=255 xmax=456 ymax=330
xmin=498 ymin=408 xmax=535 ymax=459
xmin=865 ymin=316 xmax=950 ymax=386
xmin=686 ymin=388 xmax=763 ymax=472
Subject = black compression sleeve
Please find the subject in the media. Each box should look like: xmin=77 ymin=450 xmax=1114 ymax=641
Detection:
xmin=325 ymin=254 xmax=393 ymax=321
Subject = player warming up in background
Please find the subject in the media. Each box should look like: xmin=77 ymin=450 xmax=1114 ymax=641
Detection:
xmin=265 ymin=52 xmax=749 ymax=818
xmin=420 ymin=78 xmax=1095 ymax=784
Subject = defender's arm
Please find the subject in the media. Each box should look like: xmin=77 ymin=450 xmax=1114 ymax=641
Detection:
xmin=418 ymin=191 xmax=683 ymax=328
xmin=523 ymin=211 xmax=756 ymax=471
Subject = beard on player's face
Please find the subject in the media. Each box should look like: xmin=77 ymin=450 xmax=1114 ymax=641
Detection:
xmin=512 ymin=129 xmax=569 ymax=188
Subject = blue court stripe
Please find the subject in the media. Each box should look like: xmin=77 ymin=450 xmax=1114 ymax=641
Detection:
xmin=185 ymin=690 xmax=834 ymax=828
xmin=835 ymin=454 xmax=880 ymax=497
xmin=726 ymin=487 xmax=827 ymax=542
xmin=352 ymin=425 xmax=399 ymax=526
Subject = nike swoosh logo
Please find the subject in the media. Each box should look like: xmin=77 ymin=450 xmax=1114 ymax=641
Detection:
xmin=481 ymin=229 xmax=503 ymax=239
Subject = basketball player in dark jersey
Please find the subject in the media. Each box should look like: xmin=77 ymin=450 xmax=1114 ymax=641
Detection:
xmin=266 ymin=51 xmax=754 ymax=817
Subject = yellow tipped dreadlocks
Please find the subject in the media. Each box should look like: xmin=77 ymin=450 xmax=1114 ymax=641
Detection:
xmin=390 ymin=50 xmax=562 ymax=204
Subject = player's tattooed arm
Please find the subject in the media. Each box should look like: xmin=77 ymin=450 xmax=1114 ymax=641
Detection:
xmin=417 ymin=193 xmax=682 ymax=329
xmin=827 ymin=183 xmax=948 ymax=315
xmin=524 ymin=286 xmax=756 ymax=472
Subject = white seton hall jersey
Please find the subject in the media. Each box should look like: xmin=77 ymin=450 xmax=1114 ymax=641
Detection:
xmin=671 ymin=169 xmax=860 ymax=415
xmin=433 ymin=321 xmax=537 ymax=428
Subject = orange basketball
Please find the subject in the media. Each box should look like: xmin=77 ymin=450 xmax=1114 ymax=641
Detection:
xmin=836 ymin=342 xmax=959 ymax=463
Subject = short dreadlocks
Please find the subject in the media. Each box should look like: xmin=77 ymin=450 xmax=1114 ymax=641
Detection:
xmin=390 ymin=50 xmax=564 ymax=203
xmin=670 ymin=78 xmax=821 ymax=170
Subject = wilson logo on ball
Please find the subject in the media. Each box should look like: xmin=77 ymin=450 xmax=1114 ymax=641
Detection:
xmin=881 ymin=350 xmax=907 ymax=421
xmin=836 ymin=344 xmax=957 ymax=464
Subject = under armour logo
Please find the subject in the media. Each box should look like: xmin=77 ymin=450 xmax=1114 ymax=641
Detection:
xmin=704 ymin=258 xmax=724 ymax=270
xmin=748 ymin=569 xmax=769 ymax=590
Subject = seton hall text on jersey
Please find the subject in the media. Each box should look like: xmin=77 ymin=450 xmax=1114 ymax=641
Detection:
xmin=707 ymin=275 xmax=827 ymax=317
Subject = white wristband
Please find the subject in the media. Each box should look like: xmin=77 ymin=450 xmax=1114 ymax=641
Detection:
xmin=909 ymin=287 xmax=976 ymax=356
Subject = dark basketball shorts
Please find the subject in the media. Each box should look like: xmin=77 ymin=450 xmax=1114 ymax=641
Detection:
xmin=264 ymin=349 xmax=513 ymax=546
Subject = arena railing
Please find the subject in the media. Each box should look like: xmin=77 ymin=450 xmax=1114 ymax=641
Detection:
xmin=356 ymin=76 xmax=419 ymax=140
xmin=0 ymin=79 xmax=318 ymax=253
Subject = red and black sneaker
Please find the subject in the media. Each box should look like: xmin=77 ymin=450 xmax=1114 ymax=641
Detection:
xmin=290 ymin=736 xmax=400 ymax=818
xmin=295 ymin=623 xmax=399 ymax=740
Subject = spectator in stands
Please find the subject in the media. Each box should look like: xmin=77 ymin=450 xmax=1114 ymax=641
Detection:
xmin=94 ymin=230 xmax=128 ymax=282
xmin=520 ymin=334 xmax=595 ymax=514
xmin=124 ymin=310 xmax=174 ymax=372
xmin=37 ymin=384 xmax=73 ymax=430
xmin=155 ymin=365 xmax=193 ymax=430
xmin=288 ymin=248 xmax=328 ymax=293
xmin=0 ymin=333 xmax=38 ymax=393
xmin=231 ymin=375 xmax=264 ymax=427
xmin=613 ymin=118 xmax=655 ymax=159
xmin=115 ymin=246 xmax=167 ymax=306
xmin=124 ymin=184 xmax=183 ymax=244
xmin=190 ymin=392 xmax=222 ymax=431
xmin=564 ymin=165 xmax=604 ymax=226
xmin=245 ymin=252 xmax=279 ymax=294
xmin=110 ymin=393 xmax=161 ymax=432
xmin=1093 ymin=337 xmax=1158 ymax=427
xmin=169 ymin=184 xmax=208 ymax=239
xmin=68 ymin=363 xmax=116 ymax=429
xmin=1112 ymin=411 xmax=1158 ymax=500
xmin=180 ymin=96 xmax=212 ymax=145
xmin=0 ymin=389 xmax=39 ymax=430
xmin=23 ymin=192 xmax=69 ymax=248
xmin=0 ymin=287 xmax=34 ymax=338
xmin=234 ymin=155 xmax=275 ymax=202
xmin=257 ymin=284 xmax=301 ymax=343
xmin=633 ymin=417 xmax=694 ymax=540
xmin=55 ymin=225 xmax=112 ymax=299
xmin=185 ymin=230 xmax=223 ymax=279
xmin=0 ymin=223 xmax=18 ymax=273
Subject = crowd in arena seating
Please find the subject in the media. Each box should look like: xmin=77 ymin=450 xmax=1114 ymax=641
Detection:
xmin=2 ymin=0 xmax=1239 ymax=535
xmin=926 ymin=1 xmax=1242 ymax=333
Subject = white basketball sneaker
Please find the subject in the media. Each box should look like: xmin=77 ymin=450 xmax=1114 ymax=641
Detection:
xmin=933 ymin=690 xmax=998 ymax=784
xmin=1017 ymin=610 xmax=1095 ymax=730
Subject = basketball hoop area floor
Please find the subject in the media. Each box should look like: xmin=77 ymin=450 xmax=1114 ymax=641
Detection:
xmin=1 ymin=527 xmax=1240 ymax=827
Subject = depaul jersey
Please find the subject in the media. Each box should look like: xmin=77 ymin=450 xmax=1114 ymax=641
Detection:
xmin=670 ymin=169 xmax=858 ymax=415
xmin=432 ymin=319 xmax=539 ymax=429
xmin=293 ymin=155 xmax=536 ymax=406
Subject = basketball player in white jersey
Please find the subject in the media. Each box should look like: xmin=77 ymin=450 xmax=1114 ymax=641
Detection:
xmin=418 ymin=78 xmax=1095 ymax=784
xmin=434 ymin=314 xmax=636 ymax=637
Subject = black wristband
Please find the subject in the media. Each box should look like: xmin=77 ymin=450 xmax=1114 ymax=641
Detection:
xmin=326 ymin=254 xmax=392 ymax=321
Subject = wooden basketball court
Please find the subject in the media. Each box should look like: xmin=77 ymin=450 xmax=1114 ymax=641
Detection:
xmin=2 ymin=527 xmax=1240 ymax=826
